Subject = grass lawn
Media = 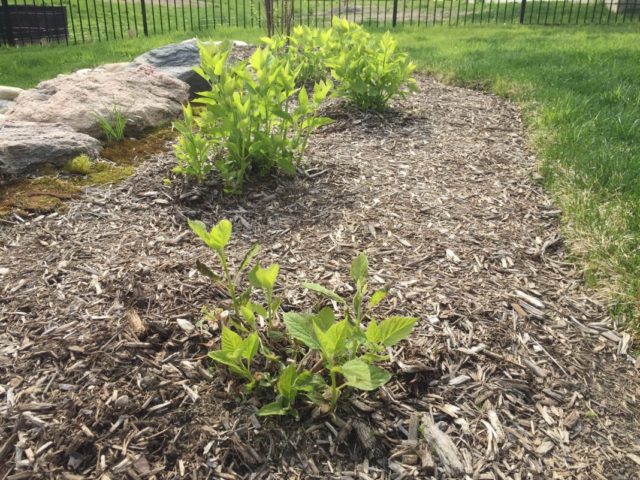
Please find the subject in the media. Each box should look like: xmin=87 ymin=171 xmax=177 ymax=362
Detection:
xmin=1 ymin=23 xmax=639 ymax=325
xmin=0 ymin=28 xmax=262 ymax=88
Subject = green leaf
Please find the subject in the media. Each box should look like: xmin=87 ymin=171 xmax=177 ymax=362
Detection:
xmin=283 ymin=312 xmax=319 ymax=349
xmin=257 ymin=401 xmax=289 ymax=416
xmin=368 ymin=288 xmax=388 ymax=309
xmin=249 ymin=263 xmax=280 ymax=291
xmin=341 ymin=359 xmax=391 ymax=390
xmin=314 ymin=320 xmax=349 ymax=361
xmin=240 ymin=332 xmax=260 ymax=361
xmin=313 ymin=307 xmax=336 ymax=332
xmin=350 ymin=253 xmax=369 ymax=284
xmin=239 ymin=244 xmax=262 ymax=273
xmin=277 ymin=364 xmax=298 ymax=404
xmin=209 ymin=219 xmax=232 ymax=251
xmin=208 ymin=350 xmax=251 ymax=380
xmin=302 ymin=282 xmax=346 ymax=304
xmin=196 ymin=260 xmax=221 ymax=283
xmin=188 ymin=219 xmax=232 ymax=252
xmin=365 ymin=320 xmax=379 ymax=343
xmin=252 ymin=303 xmax=268 ymax=317
xmin=239 ymin=304 xmax=256 ymax=328
xmin=298 ymin=87 xmax=309 ymax=110
xmin=220 ymin=327 xmax=243 ymax=353
xmin=376 ymin=317 xmax=417 ymax=347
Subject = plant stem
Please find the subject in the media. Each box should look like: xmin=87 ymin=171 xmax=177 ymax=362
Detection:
xmin=330 ymin=368 xmax=338 ymax=410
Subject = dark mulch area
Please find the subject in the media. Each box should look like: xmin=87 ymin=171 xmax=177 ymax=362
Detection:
xmin=1 ymin=76 xmax=639 ymax=479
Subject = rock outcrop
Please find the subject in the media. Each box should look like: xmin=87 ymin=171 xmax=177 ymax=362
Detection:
xmin=5 ymin=64 xmax=189 ymax=139
xmin=132 ymin=39 xmax=254 ymax=96
xmin=0 ymin=121 xmax=102 ymax=175
xmin=0 ymin=86 xmax=24 ymax=101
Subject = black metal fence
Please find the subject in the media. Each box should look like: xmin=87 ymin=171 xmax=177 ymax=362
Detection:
xmin=1 ymin=0 xmax=639 ymax=45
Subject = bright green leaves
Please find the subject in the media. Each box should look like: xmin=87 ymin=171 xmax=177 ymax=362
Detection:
xmin=249 ymin=263 xmax=279 ymax=292
xmin=258 ymin=365 xmax=328 ymax=417
xmin=175 ymin=40 xmax=333 ymax=193
xmin=209 ymin=327 xmax=260 ymax=383
xmin=283 ymin=312 xmax=319 ymax=349
xmin=192 ymin=219 xmax=419 ymax=418
xmin=341 ymin=359 xmax=391 ymax=391
xmin=327 ymin=19 xmax=417 ymax=111
xmin=173 ymin=103 xmax=211 ymax=183
xmin=366 ymin=316 xmax=417 ymax=347
xmin=189 ymin=218 xmax=232 ymax=253
xmin=249 ymin=263 xmax=281 ymax=325
xmin=350 ymin=253 xmax=368 ymax=284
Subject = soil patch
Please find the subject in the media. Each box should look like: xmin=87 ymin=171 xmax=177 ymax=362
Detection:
xmin=1 ymin=76 xmax=638 ymax=479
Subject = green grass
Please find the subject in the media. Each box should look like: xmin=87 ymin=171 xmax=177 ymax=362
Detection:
xmin=1 ymin=23 xmax=639 ymax=325
xmin=0 ymin=28 xmax=261 ymax=87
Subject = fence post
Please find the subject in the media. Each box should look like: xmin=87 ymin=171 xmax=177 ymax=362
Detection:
xmin=140 ymin=0 xmax=149 ymax=36
xmin=519 ymin=0 xmax=527 ymax=23
xmin=1 ymin=0 xmax=16 ymax=46
xmin=392 ymin=0 xmax=399 ymax=26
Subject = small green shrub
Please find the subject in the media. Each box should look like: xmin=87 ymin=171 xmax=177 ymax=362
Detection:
xmin=173 ymin=104 xmax=211 ymax=183
xmin=190 ymin=219 xmax=417 ymax=417
xmin=262 ymin=25 xmax=335 ymax=86
xmin=64 ymin=154 xmax=93 ymax=175
xmin=175 ymin=41 xmax=333 ymax=193
xmin=328 ymin=17 xmax=417 ymax=111
xmin=94 ymin=105 xmax=127 ymax=142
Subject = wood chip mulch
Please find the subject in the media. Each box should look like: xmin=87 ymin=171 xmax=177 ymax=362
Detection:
xmin=1 ymin=76 xmax=639 ymax=480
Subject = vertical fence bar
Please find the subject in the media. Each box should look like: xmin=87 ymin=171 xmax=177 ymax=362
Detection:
xmin=83 ymin=0 xmax=93 ymax=39
xmin=1 ymin=0 xmax=15 ymax=46
xmin=391 ymin=0 xmax=397 ymax=24
xmin=150 ymin=0 xmax=157 ymax=32
xmin=140 ymin=0 xmax=148 ymax=33
xmin=133 ymin=0 xmax=139 ymax=35
xmin=63 ymin=0 xmax=76 ymax=43
xmin=163 ymin=0 xmax=168 ymax=31
xmin=519 ymin=0 xmax=525 ymax=21
xmin=125 ymin=0 xmax=133 ymax=33
xmin=92 ymin=0 xmax=101 ymax=39
xmin=114 ymin=0 xmax=123 ymax=36
xmin=100 ymin=0 xmax=108 ymax=39
xmin=172 ymin=0 xmax=177 ymax=31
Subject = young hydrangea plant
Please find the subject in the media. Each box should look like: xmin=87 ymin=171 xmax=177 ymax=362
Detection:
xmin=189 ymin=219 xmax=418 ymax=417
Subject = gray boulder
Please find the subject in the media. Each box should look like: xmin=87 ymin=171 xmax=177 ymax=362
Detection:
xmin=5 ymin=63 xmax=189 ymax=139
xmin=133 ymin=39 xmax=254 ymax=97
xmin=133 ymin=39 xmax=209 ymax=96
xmin=0 ymin=121 xmax=102 ymax=175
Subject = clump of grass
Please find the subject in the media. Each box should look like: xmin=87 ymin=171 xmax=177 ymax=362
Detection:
xmin=95 ymin=105 xmax=127 ymax=142
xmin=64 ymin=154 xmax=93 ymax=175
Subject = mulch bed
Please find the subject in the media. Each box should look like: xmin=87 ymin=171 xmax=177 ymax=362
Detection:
xmin=1 ymin=75 xmax=639 ymax=480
